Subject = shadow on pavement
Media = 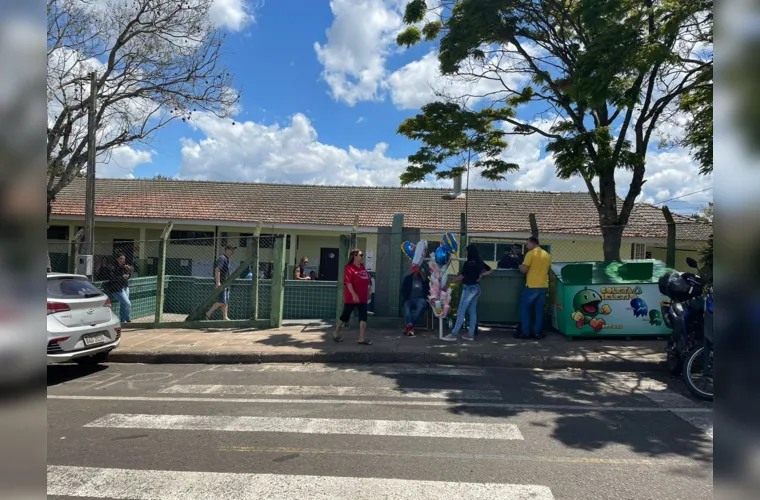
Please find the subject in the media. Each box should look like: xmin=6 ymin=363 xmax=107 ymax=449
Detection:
xmin=47 ymin=363 xmax=107 ymax=387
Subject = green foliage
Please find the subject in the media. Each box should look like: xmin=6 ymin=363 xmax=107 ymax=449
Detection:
xmin=699 ymin=233 xmax=713 ymax=287
xmin=396 ymin=0 xmax=712 ymax=261
xmin=397 ymin=102 xmax=519 ymax=185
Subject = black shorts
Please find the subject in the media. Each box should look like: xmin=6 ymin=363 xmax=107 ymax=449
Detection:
xmin=340 ymin=303 xmax=368 ymax=323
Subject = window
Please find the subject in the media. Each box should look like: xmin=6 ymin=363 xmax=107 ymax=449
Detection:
xmin=496 ymin=243 xmax=525 ymax=259
xmin=257 ymin=234 xmax=291 ymax=250
xmin=47 ymin=277 xmax=104 ymax=299
xmin=170 ymin=230 xmax=214 ymax=245
xmin=47 ymin=226 xmax=69 ymax=240
xmin=631 ymin=243 xmax=647 ymax=259
xmin=472 ymin=242 xmax=495 ymax=261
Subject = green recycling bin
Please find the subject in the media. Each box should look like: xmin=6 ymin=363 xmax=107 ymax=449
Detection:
xmin=550 ymin=260 xmax=674 ymax=337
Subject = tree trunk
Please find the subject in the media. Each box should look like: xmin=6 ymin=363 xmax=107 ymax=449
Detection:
xmin=601 ymin=224 xmax=625 ymax=262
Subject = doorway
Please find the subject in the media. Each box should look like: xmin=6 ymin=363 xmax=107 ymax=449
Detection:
xmin=319 ymin=247 xmax=339 ymax=281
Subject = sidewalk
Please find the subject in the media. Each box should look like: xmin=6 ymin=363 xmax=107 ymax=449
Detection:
xmin=111 ymin=321 xmax=667 ymax=372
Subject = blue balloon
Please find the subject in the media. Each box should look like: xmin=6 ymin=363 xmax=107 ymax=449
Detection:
xmin=434 ymin=247 xmax=450 ymax=266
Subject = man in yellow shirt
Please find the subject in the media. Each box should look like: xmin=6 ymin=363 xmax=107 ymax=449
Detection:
xmin=517 ymin=236 xmax=551 ymax=339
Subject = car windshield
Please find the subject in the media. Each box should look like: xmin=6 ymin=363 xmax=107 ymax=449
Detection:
xmin=47 ymin=278 xmax=104 ymax=299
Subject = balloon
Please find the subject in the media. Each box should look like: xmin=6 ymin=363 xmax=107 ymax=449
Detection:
xmin=435 ymin=247 xmax=450 ymax=266
xmin=411 ymin=240 xmax=427 ymax=271
xmin=401 ymin=241 xmax=416 ymax=260
xmin=442 ymin=233 xmax=458 ymax=255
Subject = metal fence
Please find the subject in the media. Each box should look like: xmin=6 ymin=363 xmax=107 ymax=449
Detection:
xmin=46 ymin=217 xmax=711 ymax=328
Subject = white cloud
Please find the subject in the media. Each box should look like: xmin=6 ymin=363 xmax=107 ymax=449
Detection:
xmin=178 ymin=112 xmax=412 ymax=186
xmin=314 ymin=0 xmax=404 ymax=106
xmin=209 ymin=0 xmax=256 ymax=31
xmin=97 ymin=146 xmax=154 ymax=178
xmin=386 ymin=46 xmax=533 ymax=109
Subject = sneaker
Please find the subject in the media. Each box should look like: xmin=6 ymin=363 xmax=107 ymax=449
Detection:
xmin=408 ymin=326 xmax=415 ymax=337
xmin=441 ymin=333 xmax=458 ymax=342
xmin=461 ymin=333 xmax=475 ymax=341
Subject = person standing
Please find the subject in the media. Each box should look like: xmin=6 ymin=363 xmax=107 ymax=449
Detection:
xmin=206 ymin=245 xmax=236 ymax=321
xmin=442 ymin=244 xmax=493 ymax=342
xmin=401 ymin=268 xmax=430 ymax=336
xmin=497 ymin=244 xmax=523 ymax=269
xmin=106 ymin=253 xmax=132 ymax=323
xmin=333 ymin=249 xmax=372 ymax=345
xmin=516 ymin=236 xmax=552 ymax=339
xmin=294 ymin=257 xmax=311 ymax=280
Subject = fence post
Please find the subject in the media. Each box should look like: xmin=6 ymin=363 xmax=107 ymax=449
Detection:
xmin=68 ymin=228 xmax=84 ymax=274
xmin=250 ymin=223 xmax=262 ymax=320
xmin=269 ymin=234 xmax=286 ymax=329
xmin=388 ymin=213 xmax=404 ymax=318
xmin=350 ymin=215 xmax=359 ymax=249
xmin=460 ymin=212 xmax=467 ymax=250
xmin=529 ymin=213 xmax=539 ymax=240
xmin=155 ymin=221 xmax=173 ymax=322
xmin=662 ymin=206 xmax=676 ymax=268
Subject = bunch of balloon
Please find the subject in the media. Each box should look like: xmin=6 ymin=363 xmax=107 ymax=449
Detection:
xmin=426 ymin=233 xmax=459 ymax=339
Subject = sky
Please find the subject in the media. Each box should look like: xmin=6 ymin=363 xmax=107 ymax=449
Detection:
xmin=94 ymin=0 xmax=713 ymax=215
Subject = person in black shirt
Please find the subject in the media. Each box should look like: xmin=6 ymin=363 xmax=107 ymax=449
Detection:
xmin=401 ymin=268 xmax=430 ymax=336
xmin=294 ymin=256 xmax=311 ymax=280
xmin=105 ymin=253 xmax=132 ymax=323
xmin=442 ymin=244 xmax=493 ymax=342
xmin=497 ymin=244 xmax=523 ymax=269
xmin=205 ymin=245 xmax=236 ymax=321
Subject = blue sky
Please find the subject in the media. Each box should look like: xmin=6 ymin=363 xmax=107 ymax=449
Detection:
xmin=99 ymin=0 xmax=712 ymax=215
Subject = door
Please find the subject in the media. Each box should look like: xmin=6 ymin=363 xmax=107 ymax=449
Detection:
xmin=319 ymin=248 xmax=339 ymax=281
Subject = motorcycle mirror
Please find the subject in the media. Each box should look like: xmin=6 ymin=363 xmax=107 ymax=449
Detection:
xmin=686 ymin=257 xmax=699 ymax=269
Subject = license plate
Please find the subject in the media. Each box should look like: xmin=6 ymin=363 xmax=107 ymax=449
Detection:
xmin=83 ymin=333 xmax=107 ymax=346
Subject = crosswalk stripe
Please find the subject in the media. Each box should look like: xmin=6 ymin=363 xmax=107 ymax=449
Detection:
xmin=84 ymin=413 xmax=524 ymax=440
xmin=213 ymin=364 xmax=488 ymax=377
xmin=47 ymin=465 xmax=554 ymax=499
xmin=159 ymin=384 xmax=503 ymax=400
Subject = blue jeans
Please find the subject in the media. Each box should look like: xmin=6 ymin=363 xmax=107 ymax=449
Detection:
xmin=404 ymin=298 xmax=428 ymax=326
xmin=520 ymin=287 xmax=547 ymax=336
xmin=452 ymin=284 xmax=481 ymax=336
xmin=112 ymin=287 xmax=131 ymax=323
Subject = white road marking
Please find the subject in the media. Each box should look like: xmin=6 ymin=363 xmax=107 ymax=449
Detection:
xmin=84 ymin=413 xmax=524 ymax=440
xmin=47 ymin=465 xmax=555 ymax=499
xmin=213 ymin=364 xmax=488 ymax=377
xmin=48 ymin=394 xmax=713 ymax=412
xmin=159 ymin=384 xmax=503 ymax=400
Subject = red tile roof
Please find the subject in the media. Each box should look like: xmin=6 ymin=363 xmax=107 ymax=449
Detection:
xmin=51 ymin=178 xmax=710 ymax=240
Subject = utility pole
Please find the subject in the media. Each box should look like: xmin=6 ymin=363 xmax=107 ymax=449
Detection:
xmin=81 ymin=71 xmax=97 ymax=277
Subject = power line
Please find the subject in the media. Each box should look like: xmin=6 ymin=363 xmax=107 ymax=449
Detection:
xmin=653 ymin=187 xmax=713 ymax=205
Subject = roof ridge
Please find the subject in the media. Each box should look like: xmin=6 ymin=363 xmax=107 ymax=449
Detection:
xmin=71 ymin=177 xmax=591 ymax=195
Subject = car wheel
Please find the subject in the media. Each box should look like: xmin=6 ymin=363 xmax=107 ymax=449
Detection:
xmin=75 ymin=351 xmax=110 ymax=365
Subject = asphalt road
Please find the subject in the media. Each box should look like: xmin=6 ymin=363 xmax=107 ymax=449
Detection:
xmin=47 ymin=363 xmax=713 ymax=499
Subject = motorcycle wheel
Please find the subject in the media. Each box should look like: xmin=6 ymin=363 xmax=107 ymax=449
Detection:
xmin=684 ymin=345 xmax=713 ymax=401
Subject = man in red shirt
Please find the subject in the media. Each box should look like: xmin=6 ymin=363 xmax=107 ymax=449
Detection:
xmin=333 ymin=248 xmax=372 ymax=345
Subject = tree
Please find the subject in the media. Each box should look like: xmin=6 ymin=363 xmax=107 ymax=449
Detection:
xmin=397 ymin=102 xmax=518 ymax=185
xmin=678 ymin=1 xmax=712 ymax=175
xmin=47 ymin=0 xmax=238 ymax=222
xmin=397 ymin=0 xmax=713 ymax=260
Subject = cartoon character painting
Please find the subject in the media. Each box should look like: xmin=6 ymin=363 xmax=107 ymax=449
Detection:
xmin=648 ymin=309 xmax=663 ymax=326
xmin=571 ymin=288 xmax=612 ymax=332
xmin=630 ymin=298 xmax=648 ymax=317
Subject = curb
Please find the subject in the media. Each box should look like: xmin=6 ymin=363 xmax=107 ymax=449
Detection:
xmin=109 ymin=350 xmax=666 ymax=372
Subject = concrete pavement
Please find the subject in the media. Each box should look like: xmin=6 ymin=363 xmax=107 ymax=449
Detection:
xmin=111 ymin=322 xmax=667 ymax=371
xmin=47 ymin=363 xmax=713 ymax=499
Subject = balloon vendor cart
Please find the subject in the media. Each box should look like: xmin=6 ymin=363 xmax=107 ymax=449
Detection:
xmin=401 ymin=233 xmax=460 ymax=340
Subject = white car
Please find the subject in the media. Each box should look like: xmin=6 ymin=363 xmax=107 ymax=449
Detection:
xmin=47 ymin=273 xmax=121 ymax=365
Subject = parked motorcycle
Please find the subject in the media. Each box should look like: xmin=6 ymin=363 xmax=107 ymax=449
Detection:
xmin=683 ymin=286 xmax=713 ymax=401
xmin=659 ymin=258 xmax=706 ymax=376
xmin=658 ymin=257 xmax=713 ymax=401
